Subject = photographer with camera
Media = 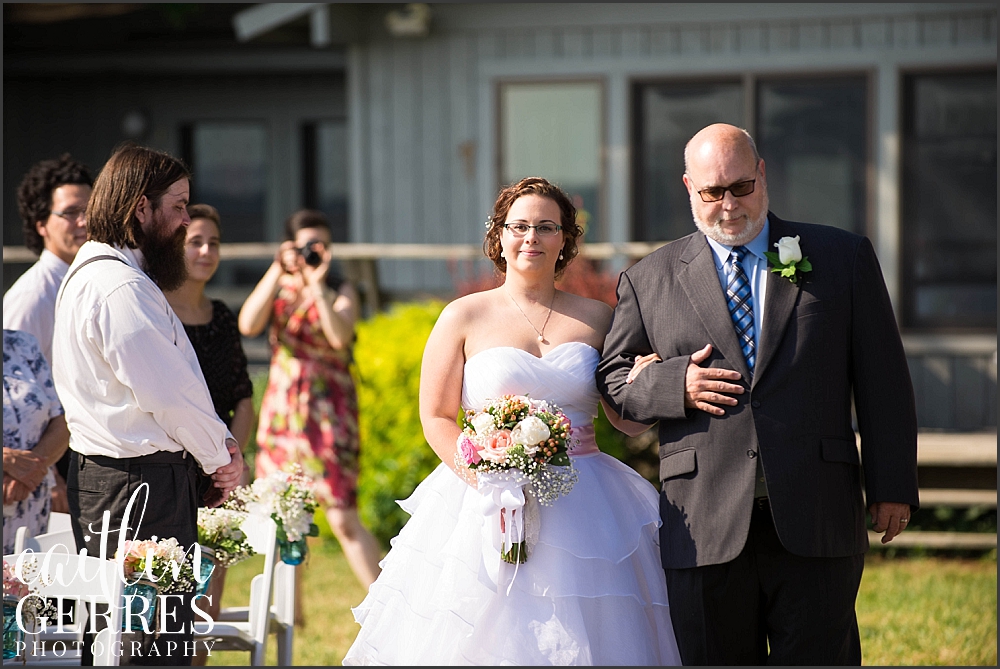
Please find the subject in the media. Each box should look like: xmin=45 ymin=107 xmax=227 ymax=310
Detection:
xmin=238 ymin=209 xmax=382 ymax=595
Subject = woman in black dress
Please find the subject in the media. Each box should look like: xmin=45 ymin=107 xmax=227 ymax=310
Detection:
xmin=164 ymin=203 xmax=255 ymax=665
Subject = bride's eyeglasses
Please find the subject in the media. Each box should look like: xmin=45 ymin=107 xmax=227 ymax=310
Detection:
xmin=503 ymin=223 xmax=563 ymax=237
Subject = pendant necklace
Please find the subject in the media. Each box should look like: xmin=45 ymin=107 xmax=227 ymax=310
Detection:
xmin=506 ymin=288 xmax=556 ymax=344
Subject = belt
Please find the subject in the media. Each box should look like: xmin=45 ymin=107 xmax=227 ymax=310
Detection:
xmin=76 ymin=449 xmax=191 ymax=471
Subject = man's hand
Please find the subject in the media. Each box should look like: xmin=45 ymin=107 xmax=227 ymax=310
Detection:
xmin=206 ymin=439 xmax=245 ymax=508
xmin=684 ymin=344 xmax=744 ymax=415
xmin=869 ymin=501 xmax=912 ymax=544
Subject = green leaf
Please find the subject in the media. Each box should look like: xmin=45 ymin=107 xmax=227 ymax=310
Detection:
xmin=549 ymin=453 xmax=571 ymax=467
xmin=763 ymin=250 xmax=783 ymax=265
xmin=780 ymin=266 xmax=797 ymax=278
xmin=797 ymin=258 xmax=813 ymax=272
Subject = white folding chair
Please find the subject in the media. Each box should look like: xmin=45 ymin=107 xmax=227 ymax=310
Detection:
xmin=12 ymin=526 xmax=84 ymax=660
xmin=217 ymin=560 xmax=296 ymax=665
xmin=45 ymin=512 xmax=73 ymax=534
xmin=192 ymin=515 xmax=277 ymax=666
xmin=3 ymin=551 xmax=123 ymax=666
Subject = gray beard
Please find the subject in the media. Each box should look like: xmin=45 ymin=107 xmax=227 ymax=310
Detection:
xmin=692 ymin=195 xmax=769 ymax=247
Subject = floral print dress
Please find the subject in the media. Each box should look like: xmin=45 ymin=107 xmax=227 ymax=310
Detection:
xmin=255 ymin=277 xmax=361 ymax=509
xmin=3 ymin=329 xmax=62 ymax=553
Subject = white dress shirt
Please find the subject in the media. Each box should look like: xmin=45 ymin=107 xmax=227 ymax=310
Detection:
xmin=3 ymin=249 xmax=70 ymax=366
xmin=51 ymin=241 xmax=233 ymax=473
xmin=704 ymin=217 xmax=772 ymax=354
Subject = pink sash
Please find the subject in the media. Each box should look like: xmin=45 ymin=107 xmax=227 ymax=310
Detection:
xmin=568 ymin=424 xmax=600 ymax=457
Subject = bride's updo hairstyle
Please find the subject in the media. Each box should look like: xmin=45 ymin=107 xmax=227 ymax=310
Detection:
xmin=484 ymin=176 xmax=582 ymax=278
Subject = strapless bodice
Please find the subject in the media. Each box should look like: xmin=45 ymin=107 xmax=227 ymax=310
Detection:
xmin=462 ymin=342 xmax=601 ymax=430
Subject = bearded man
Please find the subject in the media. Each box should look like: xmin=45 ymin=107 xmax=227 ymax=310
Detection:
xmin=596 ymin=124 xmax=918 ymax=665
xmin=52 ymin=143 xmax=243 ymax=666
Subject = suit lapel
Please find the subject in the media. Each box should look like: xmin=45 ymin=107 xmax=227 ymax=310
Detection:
xmin=677 ymin=233 xmax=752 ymax=381
xmin=752 ymin=214 xmax=801 ymax=387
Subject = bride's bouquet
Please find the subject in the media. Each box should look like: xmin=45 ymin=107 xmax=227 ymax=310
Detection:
xmin=455 ymin=394 xmax=579 ymax=564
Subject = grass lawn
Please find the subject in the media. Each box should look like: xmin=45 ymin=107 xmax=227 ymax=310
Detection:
xmin=207 ymin=541 xmax=997 ymax=666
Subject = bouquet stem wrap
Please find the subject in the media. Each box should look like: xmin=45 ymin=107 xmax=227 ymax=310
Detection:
xmin=478 ymin=471 xmax=531 ymax=592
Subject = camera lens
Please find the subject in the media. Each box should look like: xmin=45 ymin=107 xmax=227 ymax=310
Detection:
xmin=303 ymin=248 xmax=323 ymax=267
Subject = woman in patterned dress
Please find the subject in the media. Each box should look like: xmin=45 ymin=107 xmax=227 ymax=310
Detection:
xmin=239 ymin=209 xmax=382 ymax=589
xmin=2 ymin=329 xmax=69 ymax=554
xmin=164 ymin=204 xmax=255 ymax=665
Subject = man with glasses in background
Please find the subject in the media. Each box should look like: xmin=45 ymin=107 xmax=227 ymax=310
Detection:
xmin=597 ymin=123 xmax=919 ymax=665
xmin=4 ymin=153 xmax=94 ymax=514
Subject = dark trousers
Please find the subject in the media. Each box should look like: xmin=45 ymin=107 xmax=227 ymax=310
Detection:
xmin=67 ymin=449 xmax=201 ymax=666
xmin=665 ymin=497 xmax=865 ymax=666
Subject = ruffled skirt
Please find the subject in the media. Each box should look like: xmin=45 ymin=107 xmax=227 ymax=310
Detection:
xmin=343 ymin=450 xmax=681 ymax=666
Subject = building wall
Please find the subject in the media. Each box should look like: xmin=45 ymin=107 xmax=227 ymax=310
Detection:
xmin=348 ymin=2 xmax=995 ymax=298
xmin=346 ymin=2 xmax=996 ymax=430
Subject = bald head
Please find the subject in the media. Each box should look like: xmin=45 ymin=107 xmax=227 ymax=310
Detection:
xmin=682 ymin=123 xmax=768 ymax=246
xmin=684 ymin=124 xmax=760 ymax=175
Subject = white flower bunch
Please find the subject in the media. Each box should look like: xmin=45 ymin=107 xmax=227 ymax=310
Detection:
xmin=228 ymin=464 xmax=319 ymax=543
xmin=197 ymin=507 xmax=256 ymax=568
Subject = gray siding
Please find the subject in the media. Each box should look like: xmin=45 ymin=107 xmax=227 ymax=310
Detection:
xmin=347 ymin=3 xmax=996 ymax=296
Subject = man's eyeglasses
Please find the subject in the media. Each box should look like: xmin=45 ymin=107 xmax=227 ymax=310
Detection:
xmin=503 ymin=223 xmax=562 ymax=237
xmin=696 ymin=179 xmax=756 ymax=203
xmin=51 ymin=208 xmax=87 ymax=223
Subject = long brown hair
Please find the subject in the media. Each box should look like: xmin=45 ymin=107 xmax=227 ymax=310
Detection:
xmin=483 ymin=177 xmax=582 ymax=278
xmin=86 ymin=142 xmax=191 ymax=248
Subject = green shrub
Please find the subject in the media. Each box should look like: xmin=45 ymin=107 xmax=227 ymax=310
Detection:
xmin=352 ymin=300 xmax=447 ymax=547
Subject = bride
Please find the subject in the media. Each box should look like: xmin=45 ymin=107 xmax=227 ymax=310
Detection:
xmin=343 ymin=177 xmax=681 ymax=666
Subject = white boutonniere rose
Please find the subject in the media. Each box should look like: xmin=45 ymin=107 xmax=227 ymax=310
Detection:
xmin=764 ymin=235 xmax=812 ymax=284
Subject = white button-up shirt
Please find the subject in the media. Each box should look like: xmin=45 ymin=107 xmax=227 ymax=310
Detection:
xmin=52 ymin=241 xmax=233 ymax=473
xmin=3 ymin=249 xmax=70 ymax=366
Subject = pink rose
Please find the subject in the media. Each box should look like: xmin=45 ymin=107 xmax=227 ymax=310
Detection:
xmin=480 ymin=429 xmax=512 ymax=464
xmin=458 ymin=436 xmax=481 ymax=465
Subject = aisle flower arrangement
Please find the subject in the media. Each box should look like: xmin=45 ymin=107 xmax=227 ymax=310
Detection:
xmin=115 ymin=537 xmax=197 ymax=632
xmin=456 ymin=394 xmax=579 ymax=563
xmin=3 ymin=558 xmax=56 ymax=658
xmin=197 ymin=507 xmax=257 ymax=569
xmin=227 ymin=464 xmax=320 ymax=564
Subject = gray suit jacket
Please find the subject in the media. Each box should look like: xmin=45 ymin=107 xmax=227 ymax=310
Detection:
xmin=597 ymin=213 xmax=919 ymax=569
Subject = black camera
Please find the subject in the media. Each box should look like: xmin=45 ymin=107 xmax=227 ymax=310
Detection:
xmin=299 ymin=241 xmax=324 ymax=267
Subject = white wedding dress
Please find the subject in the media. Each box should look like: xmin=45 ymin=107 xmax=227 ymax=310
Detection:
xmin=343 ymin=343 xmax=681 ymax=666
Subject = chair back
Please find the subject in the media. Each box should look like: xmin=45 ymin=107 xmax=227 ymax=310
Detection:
xmin=3 ymin=551 xmax=124 ymax=666
xmin=239 ymin=515 xmax=278 ymax=647
xmin=47 ymin=512 xmax=73 ymax=534
xmin=15 ymin=528 xmax=76 ymax=555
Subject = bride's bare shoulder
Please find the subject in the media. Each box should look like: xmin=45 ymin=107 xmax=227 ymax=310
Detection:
xmin=559 ymin=291 xmax=614 ymax=328
xmin=438 ymin=288 xmax=503 ymax=325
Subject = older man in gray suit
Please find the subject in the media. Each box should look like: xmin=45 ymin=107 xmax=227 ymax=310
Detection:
xmin=597 ymin=123 xmax=919 ymax=665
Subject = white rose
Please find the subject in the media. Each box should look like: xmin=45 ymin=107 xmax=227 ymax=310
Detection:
xmin=510 ymin=416 xmax=550 ymax=446
xmin=471 ymin=412 xmax=497 ymax=436
xmin=774 ymin=236 xmax=802 ymax=264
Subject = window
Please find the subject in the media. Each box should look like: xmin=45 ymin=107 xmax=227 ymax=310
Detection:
xmin=180 ymin=122 xmax=268 ymax=244
xmin=303 ymin=120 xmax=349 ymax=243
xmin=756 ymin=77 xmax=868 ymax=235
xmin=633 ymin=75 xmax=868 ymax=241
xmin=499 ymin=81 xmax=603 ymax=240
xmin=633 ymin=81 xmax=743 ymax=242
xmin=901 ymin=70 xmax=997 ymax=330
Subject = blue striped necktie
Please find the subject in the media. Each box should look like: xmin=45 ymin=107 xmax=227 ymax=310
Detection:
xmin=727 ymin=246 xmax=756 ymax=375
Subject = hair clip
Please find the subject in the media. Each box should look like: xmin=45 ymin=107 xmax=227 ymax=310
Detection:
xmin=484 ymin=215 xmax=493 ymax=228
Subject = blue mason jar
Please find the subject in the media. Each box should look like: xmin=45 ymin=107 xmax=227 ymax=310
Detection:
xmin=194 ymin=546 xmax=217 ymax=598
xmin=122 ymin=580 xmax=159 ymax=633
xmin=3 ymin=596 xmax=24 ymax=659
xmin=278 ymin=537 xmax=308 ymax=565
